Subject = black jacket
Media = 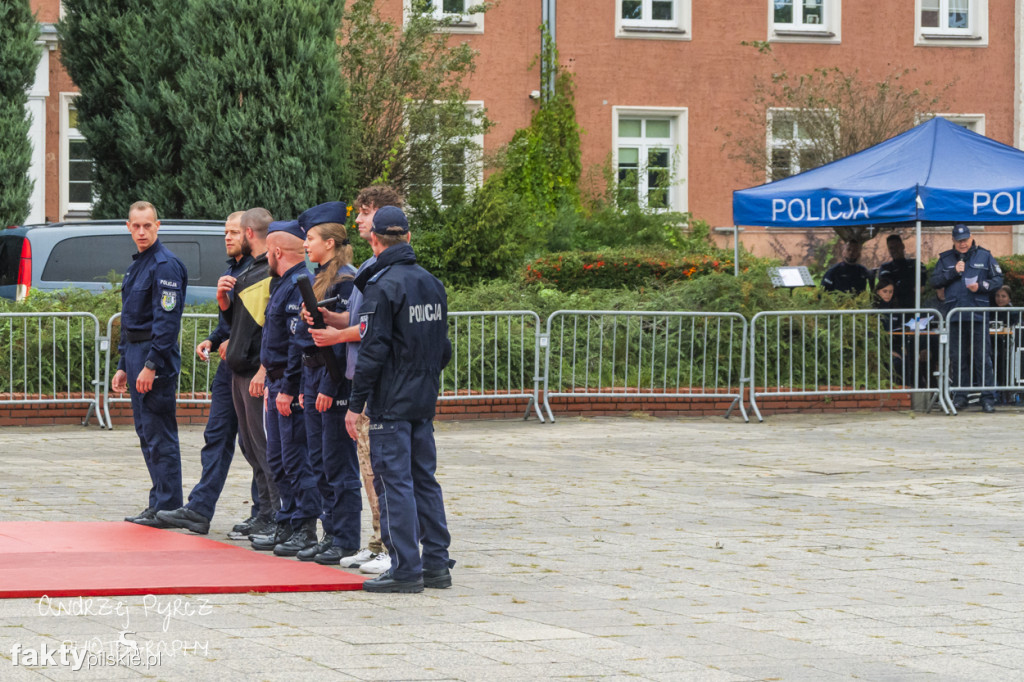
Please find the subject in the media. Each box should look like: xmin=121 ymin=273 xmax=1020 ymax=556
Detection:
xmin=349 ymin=243 xmax=452 ymax=420
xmin=223 ymin=253 xmax=276 ymax=375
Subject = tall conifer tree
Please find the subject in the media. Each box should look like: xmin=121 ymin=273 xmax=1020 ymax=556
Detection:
xmin=0 ymin=0 xmax=41 ymax=225
xmin=59 ymin=0 xmax=354 ymax=219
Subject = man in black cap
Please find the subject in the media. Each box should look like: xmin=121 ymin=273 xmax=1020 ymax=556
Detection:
xmin=930 ymin=223 xmax=1003 ymax=412
xmin=345 ymin=206 xmax=454 ymax=593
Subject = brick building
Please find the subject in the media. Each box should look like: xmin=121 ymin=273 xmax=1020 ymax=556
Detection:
xmin=24 ymin=1 xmax=1024 ymax=270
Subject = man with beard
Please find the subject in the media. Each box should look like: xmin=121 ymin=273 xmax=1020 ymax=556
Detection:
xmin=158 ymin=211 xmax=254 ymax=534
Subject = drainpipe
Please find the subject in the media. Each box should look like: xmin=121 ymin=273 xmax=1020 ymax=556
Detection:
xmin=541 ymin=0 xmax=556 ymax=99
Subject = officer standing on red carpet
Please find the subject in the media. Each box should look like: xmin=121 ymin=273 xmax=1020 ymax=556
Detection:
xmin=345 ymin=206 xmax=454 ymax=593
xmin=112 ymin=201 xmax=187 ymax=526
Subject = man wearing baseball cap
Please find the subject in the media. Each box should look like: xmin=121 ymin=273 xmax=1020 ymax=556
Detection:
xmin=345 ymin=206 xmax=454 ymax=593
xmin=929 ymin=223 xmax=1003 ymax=412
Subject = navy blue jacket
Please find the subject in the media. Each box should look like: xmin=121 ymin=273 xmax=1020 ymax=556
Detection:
xmin=876 ymin=258 xmax=926 ymax=309
xmin=260 ymin=261 xmax=307 ymax=396
xmin=207 ymin=254 xmax=253 ymax=350
xmin=349 ymin=243 xmax=451 ymax=420
xmin=117 ymin=239 xmax=187 ymax=373
xmin=296 ymin=264 xmax=356 ymax=398
xmin=929 ymin=242 xmax=1003 ymax=320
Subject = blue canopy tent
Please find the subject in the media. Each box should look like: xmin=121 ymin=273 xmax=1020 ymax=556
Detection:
xmin=733 ymin=116 xmax=1024 ymax=308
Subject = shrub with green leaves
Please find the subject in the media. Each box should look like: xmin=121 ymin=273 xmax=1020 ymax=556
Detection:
xmin=524 ymin=249 xmax=734 ymax=291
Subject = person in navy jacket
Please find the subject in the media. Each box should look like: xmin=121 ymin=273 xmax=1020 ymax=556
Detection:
xmin=345 ymin=206 xmax=453 ymax=593
xmin=930 ymin=223 xmax=1003 ymax=412
xmin=293 ymin=201 xmax=361 ymax=565
xmin=255 ymin=220 xmax=321 ymax=556
xmin=112 ymin=201 xmax=187 ymax=527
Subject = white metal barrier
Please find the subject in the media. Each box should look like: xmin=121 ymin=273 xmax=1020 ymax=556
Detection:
xmin=102 ymin=312 xmax=221 ymax=429
xmin=442 ymin=311 xmax=545 ymax=422
xmin=748 ymin=308 xmax=947 ymax=422
xmin=541 ymin=310 xmax=749 ymax=422
xmin=942 ymin=306 xmax=1024 ymax=414
xmin=0 ymin=312 xmax=105 ymax=427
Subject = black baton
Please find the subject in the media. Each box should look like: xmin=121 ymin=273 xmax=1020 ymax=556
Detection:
xmin=296 ymin=274 xmax=343 ymax=383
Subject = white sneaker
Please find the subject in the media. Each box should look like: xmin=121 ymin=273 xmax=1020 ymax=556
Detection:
xmin=339 ymin=548 xmax=376 ymax=568
xmin=359 ymin=553 xmax=391 ymax=575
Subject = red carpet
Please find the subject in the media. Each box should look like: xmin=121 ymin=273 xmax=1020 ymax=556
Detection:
xmin=0 ymin=522 xmax=366 ymax=598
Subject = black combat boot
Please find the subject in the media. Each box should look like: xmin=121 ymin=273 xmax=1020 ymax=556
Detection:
xmin=273 ymin=519 xmax=318 ymax=557
xmin=297 ymin=533 xmax=332 ymax=562
xmin=251 ymin=521 xmax=291 ymax=551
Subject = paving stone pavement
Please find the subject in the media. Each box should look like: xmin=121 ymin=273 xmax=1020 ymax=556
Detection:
xmin=0 ymin=410 xmax=1022 ymax=681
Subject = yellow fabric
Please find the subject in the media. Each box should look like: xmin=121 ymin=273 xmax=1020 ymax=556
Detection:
xmin=236 ymin=278 xmax=271 ymax=327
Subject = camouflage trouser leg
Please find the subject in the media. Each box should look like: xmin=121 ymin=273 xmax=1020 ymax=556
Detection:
xmin=356 ymin=412 xmax=384 ymax=554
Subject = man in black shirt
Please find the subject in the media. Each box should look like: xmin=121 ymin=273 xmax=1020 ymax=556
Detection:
xmin=821 ymin=240 xmax=871 ymax=295
xmin=877 ymin=235 xmax=926 ymax=309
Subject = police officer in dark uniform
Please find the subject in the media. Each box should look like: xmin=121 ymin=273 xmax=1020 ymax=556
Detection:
xmin=255 ymin=220 xmax=322 ymax=555
xmin=877 ymin=234 xmax=926 ymax=309
xmin=345 ymin=206 xmax=454 ymax=593
xmin=930 ymin=223 xmax=1003 ymax=412
xmin=112 ymin=201 xmax=187 ymax=526
xmin=821 ymin=240 xmax=872 ymax=294
xmin=158 ymin=211 xmax=252 ymax=534
xmin=294 ymin=202 xmax=362 ymax=565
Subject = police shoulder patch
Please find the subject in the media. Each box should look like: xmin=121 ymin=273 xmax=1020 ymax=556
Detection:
xmin=359 ymin=314 xmax=369 ymax=339
xmin=160 ymin=289 xmax=178 ymax=312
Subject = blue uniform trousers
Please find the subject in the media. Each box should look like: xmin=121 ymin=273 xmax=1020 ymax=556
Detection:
xmin=124 ymin=342 xmax=182 ymax=511
xmin=185 ymin=361 xmax=238 ymax=520
xmin=265 ymin=377 xmax=320 ymax=524
xmin=950 ymin=315 xmax=996 ymax=404
xmin=370 ymin=418 xmax=450 ymax=581
xmin=303 ymin=366 xmax=361 ymax=550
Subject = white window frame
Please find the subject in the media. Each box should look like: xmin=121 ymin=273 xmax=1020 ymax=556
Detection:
xmin=59 ymin=93 xmax=94 ymax=221
xmin=409 ymin=101 xmax=485 ymax=206
xmin=403 ymin=0 xmax=484 ymax=35
xmin=615 ymin=0 xmax=691 ymax=41
xmin=919 ymin=113 xmax=986 ymax=136
xmin=767 ymin=108 xmax=821 ymax=182
xmin=612 ymin=106 xmax=688 ymax=212
xmin=914 ymin=0 xmax=987 ymax=46
xmin=769 ymin=0 xmax=841 ymax=44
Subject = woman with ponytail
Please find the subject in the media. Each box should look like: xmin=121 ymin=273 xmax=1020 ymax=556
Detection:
xmin=294 ymin=202 xmax=362 ymax=565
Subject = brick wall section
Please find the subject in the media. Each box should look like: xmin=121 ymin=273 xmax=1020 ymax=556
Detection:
xmin=0 ymin=390 xmax=913 ymax=426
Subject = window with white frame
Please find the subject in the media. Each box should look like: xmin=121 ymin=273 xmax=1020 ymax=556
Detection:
xmin=768 ymin=109 xmax=818 ymax=181
xmin=920 ymin=113 xmax=985 ymax=135
xmin=915 ymin=0 xmax=987 ymax=45
xmin=617 ymin=0 xmax=690 ymax=39
xmin=60 ymin=95 xmax=95 ymax=219
xmin=405 ymin=0 xmax=483 ymax=34
xmin=613 ymin=108 xmax=687 ymax=211
xmin=769 ymin=0 xmax=840 ymax=42
xmin=407 ymin=102 xmax=484 ymax=206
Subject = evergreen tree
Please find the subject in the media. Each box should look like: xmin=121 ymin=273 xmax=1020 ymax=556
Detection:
xmin=59 ymin=0 xmax=355 ymax=219
xmin=0 ymin=0 xmax=41 ymax=225
xmin=163 ymin=0 xmax=354 ymax=218
xmin=58 ymin=0 xmax=184 ymax=218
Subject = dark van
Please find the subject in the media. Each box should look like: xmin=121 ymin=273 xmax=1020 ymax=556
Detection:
xmin=0 ymin=220 xmax=227 ymax=303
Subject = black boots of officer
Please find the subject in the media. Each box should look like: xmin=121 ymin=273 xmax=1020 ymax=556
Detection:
xmin=297 ymin=533 xmax=333 ymax=562
xmin=251 ymin=521 xmax=292 ymax=551
xmin=273 ymin=518 xmax=318 ymax=557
